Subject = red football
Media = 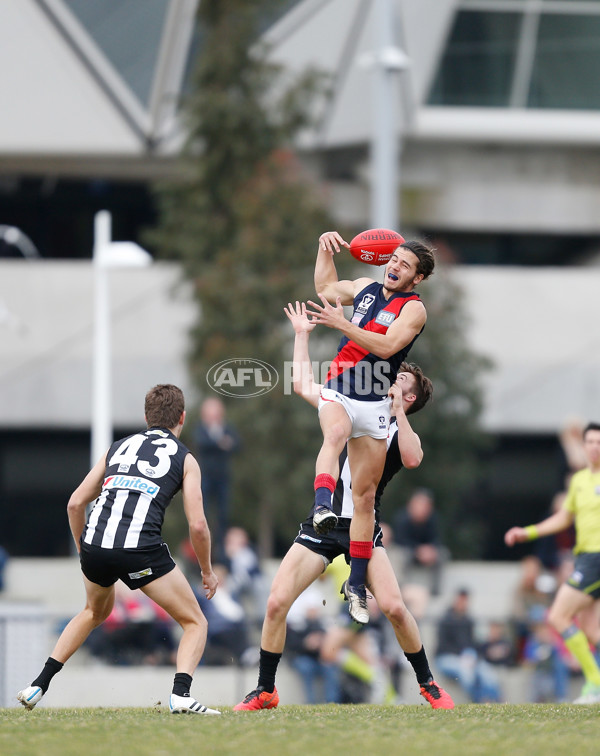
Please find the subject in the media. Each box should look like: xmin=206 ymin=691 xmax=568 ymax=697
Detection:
xmin=349 ymin=228 xmax=405 ymax=266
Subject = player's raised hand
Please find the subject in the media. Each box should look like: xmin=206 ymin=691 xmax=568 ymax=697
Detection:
xmin=305 ymin=294 xmax=346 ymax=329
xmin=318 ymin=231 xmax=350 ymax=255
xmin=284 ymin=301 xmax=316 ymax=334
xmin=388 ymin=380 xmax=405 ymax=415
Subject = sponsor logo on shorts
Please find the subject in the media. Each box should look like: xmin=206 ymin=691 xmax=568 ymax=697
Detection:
xmin=103 ymin=475 xmax=160 ymax=496
xmin=300 ymin=533 xmax=322 ymax=544
xmin=128 ymin=568 xmax=153 ymax=580
xmin=569 ymin=570 xmax=584 ymax=586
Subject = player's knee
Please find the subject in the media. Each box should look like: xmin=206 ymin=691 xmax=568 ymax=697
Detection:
xmin=183 ymin=609 xmax=208 ymax=634
xmin=380 ymin=596 xmax=409 ymax=626
xmin=89 ymin=604 xmax=113 ymax=626
xmin=323 ymin=421 xmax=348 ymax=449
xmin=546 ymin=605 xmax=564 ymax=631
xmin=172 ymin=598 xmax=207 ymax=631
xmin=353 ymin=488 xmax=376 ymax=511
xmin=266 ymin=590 xmax=291 ymax=622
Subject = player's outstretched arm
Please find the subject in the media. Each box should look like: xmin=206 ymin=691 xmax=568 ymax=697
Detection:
xmin=306 ymin=295 xmax=426 ymax=360
xmin=182 ymin=454 xmax=218 ymax=598
xmin=284 ymin=301 xmax=322 ymax=408
xmin=504 ymin=507 xmax=574 ymax=547
xmin=67 ymin=454 xmax=106 ymax=552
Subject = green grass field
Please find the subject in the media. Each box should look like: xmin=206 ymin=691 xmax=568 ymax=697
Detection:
xmin=2 ymin=704 xmax=600 ymax=756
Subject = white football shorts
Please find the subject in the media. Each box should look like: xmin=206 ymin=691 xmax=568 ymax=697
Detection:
xmin=318 ymin=387 xmax=391 ymax=439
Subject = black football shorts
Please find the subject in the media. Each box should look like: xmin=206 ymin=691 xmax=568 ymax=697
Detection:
xmin=294 ymin=515 xmax=384 ymax=566
xmin=80 ymin=541 xmax=176 ymax=589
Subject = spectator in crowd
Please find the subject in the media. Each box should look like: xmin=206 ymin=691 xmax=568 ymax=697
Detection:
xmin=435 ymin=588 xmax=502 ymax=703
xmin=393 ymin=488 xmax=448 ymax=596
xmin=510 ymin=555 xmax=555 ymax=661
xmin=480 ymin=620 xmax=515 ymax=668
xmin=286 ymin=581 xmax=340 ymax=704
xmin=535 ymin=490 xmax=576 ymax=571
xmin=194 ymin=563 xmax=254 ymax=666
xmin=223 ymin=526 xmax=268 ymax=624
xmin=522 ymin=608 xmax=570 ymax=703
xmin=194 ymin=397 xmax=240 ymax=559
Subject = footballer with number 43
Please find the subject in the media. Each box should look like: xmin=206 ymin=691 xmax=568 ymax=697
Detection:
xmin=303 ymin=229 xmax=435 ymax=626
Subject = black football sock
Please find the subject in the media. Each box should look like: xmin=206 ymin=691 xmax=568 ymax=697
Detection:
xmin=404 ymin=646 xmax=433 ymax=686
xmin=172 ymin=672 xmax=193 ymax=697
xmin=257 ymin=648 xmax=282 ymax=693
xmin=31 ymin=657 xmax=64 ymax=694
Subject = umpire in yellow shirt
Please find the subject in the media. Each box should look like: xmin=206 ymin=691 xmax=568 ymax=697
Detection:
xmin=505 ymin=421 xmax=600 ymax=704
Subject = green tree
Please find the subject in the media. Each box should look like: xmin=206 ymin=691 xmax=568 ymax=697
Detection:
xmin=150 ymin=0 xmax=491 ymax=559
xmin=148 ymin=0 xmax=333 ymax=557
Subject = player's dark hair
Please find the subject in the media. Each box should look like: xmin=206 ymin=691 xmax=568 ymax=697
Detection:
xmin=400 ymin=362 xmax=433 ymax=415
xmin=145 ymin=384 xmax=185 ymax=429
xmin=583 ymin=422 xmax=600 ymax=438
xmin=400 ymin=240 xmax=435 ymax=280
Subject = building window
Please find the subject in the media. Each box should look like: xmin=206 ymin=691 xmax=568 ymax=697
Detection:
xmin=428 ymin=2 xmax=600 ymax=110
xmin=529 ymin=14 xmax=600 ymax=108
xmin=429 ymin=11 xmax=522 ymax=106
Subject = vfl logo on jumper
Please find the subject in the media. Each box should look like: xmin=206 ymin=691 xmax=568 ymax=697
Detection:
xmin=103 ymin=475 xmax=161 ymax=496
xmin=207 ymin=358 xmax=279 ymax=398
xmin=379 ymin=416 xmax=386 ymax=429
xmin=375 ymin=310 xmax=396 ymax=327
xmin=351 ymin=293 xmax=376 ymax=324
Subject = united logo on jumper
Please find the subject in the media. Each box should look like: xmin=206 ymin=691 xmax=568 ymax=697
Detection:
xmin=103 ymin=475 xmax=160 ymax=497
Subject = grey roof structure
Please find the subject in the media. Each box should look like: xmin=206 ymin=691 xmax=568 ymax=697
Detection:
xmin=0 ymin=0 xmax=197 ymax=167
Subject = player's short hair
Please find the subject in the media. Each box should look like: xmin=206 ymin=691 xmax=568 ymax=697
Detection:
xmin=400 ymin=240 xmax=435 ymax=280
xmin=399 ymin=362 xmax=433 ymax=416
xmin=583 ymin=422 xmax=600 ymax=439
xmin=145 ymin=384 xmax=185 ymax=429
